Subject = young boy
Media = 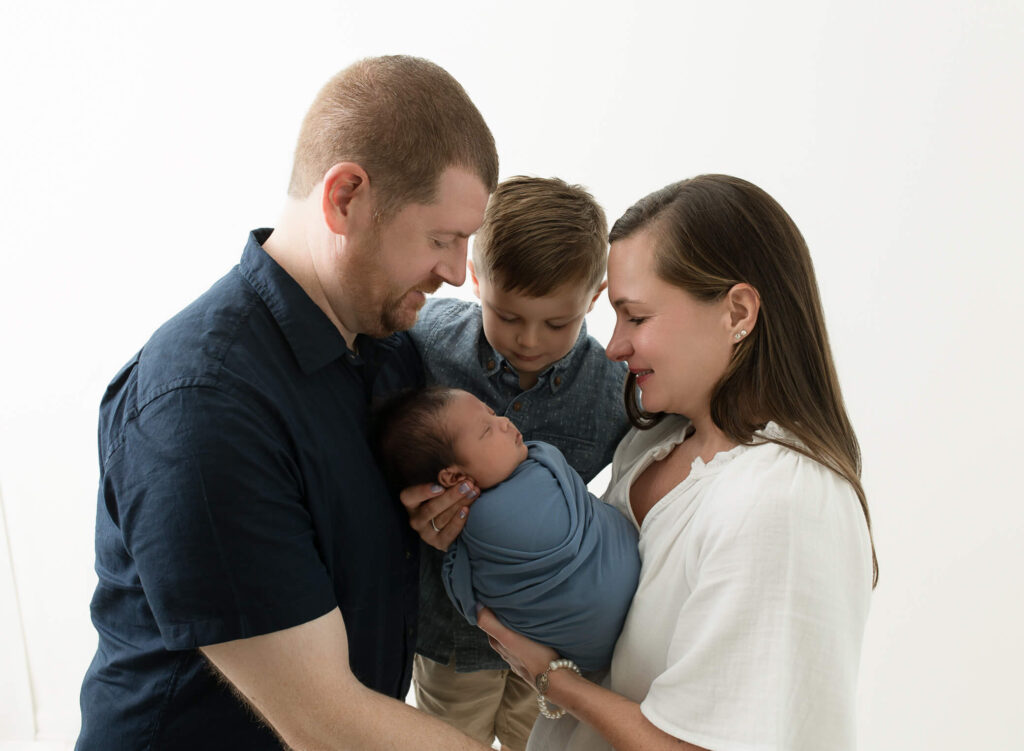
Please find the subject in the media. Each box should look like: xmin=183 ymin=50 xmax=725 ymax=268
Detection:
xmin=375 ymin=387 xmax=639 ymax=672
xmin=407 ymin=176 xmax=630 ymax=751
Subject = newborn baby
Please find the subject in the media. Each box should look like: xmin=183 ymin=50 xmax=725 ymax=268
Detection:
xmin=375 ymin=386 xmax=639 ymax=671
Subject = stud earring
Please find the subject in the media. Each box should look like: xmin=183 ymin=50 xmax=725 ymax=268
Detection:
xmin=734 ymin=329 xmax=747 ymax=341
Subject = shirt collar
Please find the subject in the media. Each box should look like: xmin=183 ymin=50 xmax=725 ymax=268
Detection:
xmin=239 ymin=228 xmax=352 ymax=374
xmin=476 ymin=319 xmax=592 ymax=394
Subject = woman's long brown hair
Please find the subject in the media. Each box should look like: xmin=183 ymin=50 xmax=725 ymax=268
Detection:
xmin=611 ymin=175 xmax=877 ymax=587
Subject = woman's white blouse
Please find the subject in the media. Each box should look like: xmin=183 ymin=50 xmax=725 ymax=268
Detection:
xmin=531 ymin=416 xmax=872 ymax=751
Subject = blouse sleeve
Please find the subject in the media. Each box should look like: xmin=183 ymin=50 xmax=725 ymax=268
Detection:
xmin=639 ymin=448 xmax=873 ymax=751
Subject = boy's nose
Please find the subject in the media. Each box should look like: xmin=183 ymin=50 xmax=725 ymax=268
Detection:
xmin=515 ymin=326 xmax=538 ymax=348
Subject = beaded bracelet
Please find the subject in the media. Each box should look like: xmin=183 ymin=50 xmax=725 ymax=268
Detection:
xmin=535 ymin=658 xmax=581 ymax=719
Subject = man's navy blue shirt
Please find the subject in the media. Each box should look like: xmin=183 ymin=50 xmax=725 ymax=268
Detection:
xmin=77 ymin=230 xmax=422 ymax=750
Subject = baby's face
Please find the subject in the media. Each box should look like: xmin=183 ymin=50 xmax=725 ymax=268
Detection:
xmin=443 ymin=390 xmax=528 ymax=489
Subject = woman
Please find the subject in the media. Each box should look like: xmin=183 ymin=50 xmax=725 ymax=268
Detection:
xmin=477 ymin=174 xmax=876 ymax=751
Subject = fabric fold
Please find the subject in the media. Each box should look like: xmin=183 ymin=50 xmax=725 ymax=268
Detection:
xmin=442 ymin=441 xmax=640 ymax=671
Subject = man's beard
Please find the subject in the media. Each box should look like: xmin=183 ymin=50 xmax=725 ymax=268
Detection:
xmin=375 ymin=278 xmax=443 ymax=335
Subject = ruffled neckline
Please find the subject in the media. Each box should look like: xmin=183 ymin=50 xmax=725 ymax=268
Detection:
xmin=646 ymin=420 xmax=788 ymax=478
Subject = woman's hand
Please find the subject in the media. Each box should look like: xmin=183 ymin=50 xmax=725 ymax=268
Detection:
xmin=399 ymin=481 xmax=479 ymax=551
xmin=476 ymin=606 xmax=558 ymax=687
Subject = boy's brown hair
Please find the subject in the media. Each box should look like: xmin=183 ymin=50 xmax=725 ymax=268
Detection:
xmin=472 ymin=176 xmax=608 ymax=296
xmin=288 ymin=56 xmax=498 ymax=219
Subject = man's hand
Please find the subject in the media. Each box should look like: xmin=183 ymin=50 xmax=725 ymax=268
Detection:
xmin=400 ymin=481 xmax=479 ymax=551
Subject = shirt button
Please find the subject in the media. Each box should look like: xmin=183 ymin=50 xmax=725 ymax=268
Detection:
xmin=553 ymin=376 xmax=562 ymax=386
xmin=513 ymin=401 xmax=523 ymax=411
xmin=405 ymin=550 xmax=412 ymax=560
xmin=487 ymin=359 xmax=495 ymax=369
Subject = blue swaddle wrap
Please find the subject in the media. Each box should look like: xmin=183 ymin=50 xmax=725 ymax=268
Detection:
xmin=442 ymin=441 xmax=640 ymax=671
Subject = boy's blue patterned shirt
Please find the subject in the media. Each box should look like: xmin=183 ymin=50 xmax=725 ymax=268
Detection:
xmin=408 ymin=297 xmax=630 ymax=671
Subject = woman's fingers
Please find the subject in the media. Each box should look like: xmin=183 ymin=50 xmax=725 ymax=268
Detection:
xmin=477 ymin=607 xmax=558 ymax=684
xmin=399 ymin=481 xmax=479 ymax=550
xmin=476 ymin=606 xmax=510 ymax=643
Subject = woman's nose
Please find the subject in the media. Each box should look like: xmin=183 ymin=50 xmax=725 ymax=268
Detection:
xmin=606 ymin=328 xmax=630 ymax=362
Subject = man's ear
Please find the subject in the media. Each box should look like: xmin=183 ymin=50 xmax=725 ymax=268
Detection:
xmin=467 ymin=259 xmax=482 ymax=299
xmin=321 ymin=162 xmax=371 ymax=235
xmin=586 ymin=280 xmax=608 ymax=313
xmin=725 ymin=282 xmax=761 ymax=340
xmin=438 ymin=466 xmax=470 ymax=489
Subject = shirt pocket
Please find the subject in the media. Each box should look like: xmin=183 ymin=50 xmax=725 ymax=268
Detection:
xmin=532 ymin=432 xmax=600 ymax=483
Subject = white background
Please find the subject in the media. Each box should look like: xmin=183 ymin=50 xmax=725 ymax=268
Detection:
xmin=1 ymin=1 xmax=1022 ymax=749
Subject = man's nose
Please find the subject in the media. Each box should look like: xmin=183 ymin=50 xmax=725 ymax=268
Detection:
xmin=436 ymin=241 xmax=468 ymax=287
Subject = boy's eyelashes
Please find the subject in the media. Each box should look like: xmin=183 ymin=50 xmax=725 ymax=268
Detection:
xmin=494 ymin=314 xmax=570 ymax=330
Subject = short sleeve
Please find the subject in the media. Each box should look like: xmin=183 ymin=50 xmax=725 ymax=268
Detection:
xmin=640 ymin=451 xmax=872 ymax=750
xmin=105 ymin=384 xmax=336 ymax=650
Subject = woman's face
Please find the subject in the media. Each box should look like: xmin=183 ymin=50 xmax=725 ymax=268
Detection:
xmin=605 ymin=230 xmax=734 ymax=420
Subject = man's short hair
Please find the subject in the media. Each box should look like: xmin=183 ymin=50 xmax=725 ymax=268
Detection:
xmin=288 ymin=56 xmax=499 ymax=217
xmin=471 ymin=176 xmax=609 ymax=297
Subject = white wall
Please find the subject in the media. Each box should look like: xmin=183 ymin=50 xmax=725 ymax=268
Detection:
xmin=1 ymin=1 xmax=1021 ymax=747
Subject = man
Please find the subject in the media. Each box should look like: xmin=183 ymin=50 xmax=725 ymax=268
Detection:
xmin=77 ymin=56 xmax=496 ymax=750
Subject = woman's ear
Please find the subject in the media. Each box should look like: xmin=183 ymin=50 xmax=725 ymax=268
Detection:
xmin=726 ymin=283 xmax=761 ymax=342
xmin=438 ymin=466 xmax=469 ymax=489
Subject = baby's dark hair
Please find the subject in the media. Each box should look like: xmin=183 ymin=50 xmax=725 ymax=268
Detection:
xmin=373 ymin=386 xmax=460 ymax=491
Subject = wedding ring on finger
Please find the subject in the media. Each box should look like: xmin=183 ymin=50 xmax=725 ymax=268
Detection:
xmin=430 ymin=517 xmax=441 ymax=533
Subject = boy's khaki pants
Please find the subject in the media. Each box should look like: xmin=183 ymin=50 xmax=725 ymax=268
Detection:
xmin=413 ymin=653 xmax=539 ymax=750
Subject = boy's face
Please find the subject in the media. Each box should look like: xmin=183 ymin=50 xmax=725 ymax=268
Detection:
xmin=470 ymin=262 xmax=605 ymax=388
xmin=442 ymin=390 xmax=528 ymax=490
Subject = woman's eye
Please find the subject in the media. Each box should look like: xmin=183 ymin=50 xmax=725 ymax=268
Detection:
xmin=629 ymin=317 xmax=649 ymax=325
